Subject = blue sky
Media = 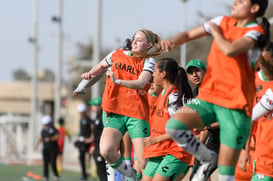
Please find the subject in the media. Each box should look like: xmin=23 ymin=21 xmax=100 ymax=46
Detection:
xmin=1 ymin=0 xmax=230 ymax=81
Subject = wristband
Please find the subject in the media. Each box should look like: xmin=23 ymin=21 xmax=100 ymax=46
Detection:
xmin=115 ymin=79 xmax=121 ymax=85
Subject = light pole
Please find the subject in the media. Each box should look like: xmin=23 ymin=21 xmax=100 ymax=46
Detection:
xmin=52 ymin=0 xmax=63 ymax=122
xmin=28 ymin=0 xmax=39 ymax=165
xmin=91 ymin=0 xmax=102 ymax=101
xmin=180 ymin=0 xmax=188 ymax=68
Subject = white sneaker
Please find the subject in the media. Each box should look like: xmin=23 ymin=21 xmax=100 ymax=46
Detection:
xmin=124 ymin=169 xmax=136 ymax=181
xmin=191 ymin=152 xmax=218 ymax=181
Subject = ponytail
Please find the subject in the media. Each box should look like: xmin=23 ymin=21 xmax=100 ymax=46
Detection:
xmin=250 ymin=0 xmax=269 ymax=49
xmin=174 ymin=67 xmax=193 ymax=106
xmin=256 ymin=17 xmax=270 ymax=49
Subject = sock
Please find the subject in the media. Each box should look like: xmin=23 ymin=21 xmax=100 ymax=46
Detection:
xmin=218 ymin=175 xmax=235 ymax=181
xmin=218 ymin=165 xmax=235 ymax=181
xmin=106 ymin=161 xmax=117 ymax=181
xmin=122 ymin=157 xmax=132 ymax=179
xmin=136 ymin=173 xmax=142 ymax=181
xmin=166 ymin=118 xmax=215 ymax=162
xmin=57 ymin=165 xmax=62 ymax=174
xmin=218 ymin=165 xmax=235 ymax=175
xmin=111 ymin=157 xmax=134 ymax=177
xmin=124 ymin=157 xmax=132 ymax=167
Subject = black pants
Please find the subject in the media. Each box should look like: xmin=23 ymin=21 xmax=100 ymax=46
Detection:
xmin=190 ymin=128 xmax=220 ymax=180
xmin=42 ymin=148 xmax=59 ymax=178
xmin=93 ymin=149 xmax=107 ymax=181
xmin=78 ymin=143 xmax=91 ymax=178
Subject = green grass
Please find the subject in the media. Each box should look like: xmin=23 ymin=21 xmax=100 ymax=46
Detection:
xmin=0 ymin=164 xmax=99 ymax=181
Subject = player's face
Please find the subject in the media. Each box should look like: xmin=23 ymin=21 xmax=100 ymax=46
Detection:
xmin=149 ymin=83 xmax=163 ymax=96
xmin=152 ymin=63 xmax=163 ymax=86
xmin=187 ymin=67 xmax=205 ymax=86
xmin=262 ymin=49 xmax=273 ymax=66
xmin=131 ymin=31 xmax=151 ymax=54
xmin=230 ymin=0 xmax=253 ymax=19
xmin=91 ymin=105 xmax=101 ymax=114
xmin=259 ymin=47 xmax=273 ymax=78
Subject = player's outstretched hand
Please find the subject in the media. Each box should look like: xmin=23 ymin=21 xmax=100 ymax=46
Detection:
xmin=81 ymin=72 xmax=94 ymax=80
xmin=157 ymin=40 xmax=175 ymax=52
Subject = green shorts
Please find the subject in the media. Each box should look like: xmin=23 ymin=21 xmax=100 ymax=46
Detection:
xmin=143 ymin=155 xmax=189 ymax=180
xmin=252 ymin=173 xmax=273 ymax=181
xmin=252 ymin=160 xmax=273 ymax=181
xmin=187 ymin=98 xmax=251 ymax=149
xmin=102 ymin=111 xmax=150 ymax=139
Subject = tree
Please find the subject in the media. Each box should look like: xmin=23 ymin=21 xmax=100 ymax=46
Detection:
xmin=38 ymin=69 xmax=55 ymax=82
xmin=12 ymin=68 xmax=56 ymax=82
xmin=12 ymin=69 xmax=31 ymax=81
xmin=76 ymin=40 xmax=93 ymax=60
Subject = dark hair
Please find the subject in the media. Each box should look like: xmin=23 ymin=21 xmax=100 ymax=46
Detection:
xmin=58 ymin=117 xmax=65 ymax=126
xmin=259 ymin=41 xmax=273 ymax=78
xmin=251 ymin=0 xmax=270 ymax=49
xmin=122 ymin=38 xmax=132 ymax=50
xmin=265 ymin=41 xmax=273 ymax=54
xmin=251 ymin=0 xmax=268 ymax=17
xmin=157 ymin=58 xmax=193 ymax=106
xmin=256 ymin=17 xmax=270 ymax=49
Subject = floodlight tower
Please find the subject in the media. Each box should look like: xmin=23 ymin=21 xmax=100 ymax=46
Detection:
xmin=28 ymin=0 xmax=39 ymax=165
xmin=180 ymin=0 xmax=188 ymax=68
xmin=91 ymin=0 xmax=102 ymax=100
xmin=52 ymin=0 xmax=63 ymax=122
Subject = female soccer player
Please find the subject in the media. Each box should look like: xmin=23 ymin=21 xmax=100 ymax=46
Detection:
xmin=142 ymin=58 xmax=193 ymax=181
xmin=81 ymin=29 xmax=161 ymax=180
xmin=158 ymin=0 xmax=270 ymax=180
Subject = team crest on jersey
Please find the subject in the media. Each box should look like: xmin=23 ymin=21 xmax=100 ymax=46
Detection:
xmin=256 ymin=85 xmax=263 ymax=92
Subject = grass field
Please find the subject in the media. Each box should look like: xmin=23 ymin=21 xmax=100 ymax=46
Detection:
xmin=0 ymin=163 xmax=219 ymax=181
xmin=0 ymin=164 xmax=99 ymax=181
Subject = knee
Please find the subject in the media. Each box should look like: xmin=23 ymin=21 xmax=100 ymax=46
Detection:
xmin=99 ymin=146 xmax=114 ymax=160
xmin=165 ymin=118 xmax=189 ymax=139
xmin=165 ymin=127 xmax=177 ymax=139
